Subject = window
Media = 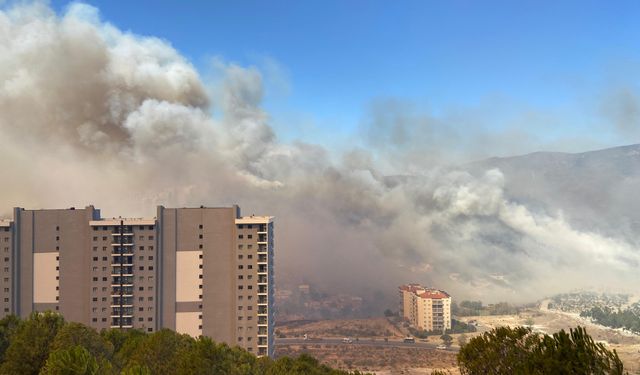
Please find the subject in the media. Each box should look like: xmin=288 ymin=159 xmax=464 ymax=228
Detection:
xmin=238 ymin=285 xmax=244 ymax=290
xmin=199 ymin=244 xmax=203 ymax=249
xmin=238 ymin=275 xmax=243 ymax=280
xmin=93 ymin=257 xmax=98 ymax=261
xmin=139 ymin=246 xmax=145 ymax=251
xmin=238 ymin=235 xmax=243 ymax=239
xmin=148 ymin=317 xmax=152 ymax=321
xmin=199 ymin=234 xmax=203 ymax=239
xmin=139 ymin=307 xmax=144 ymax=311
xmin=199 ymin=224 xmax=203 ymax=229
xmin=92 ymin=247 xmax=98 ymax=251
xmin=148 ymin=256 xmax=153 ymax=260
xmin=92 ymin=277 xmax=98 ymax=281
xmin=247 ymin=245 xmax=253 ymax=249
xmin=148 ymin=328 xmax=153 ymax=332
xmin=102 ymin=236 xmax=107 ymax=241
xmin=148 ymin=266 xmax=153 ymax=270
xmin=55 ymin=236 xmax=59 ymax=241
xmin=247 ymin=255 xmax=253 ymax=259
xmin=238 ymin=245 xmax=243 ymax=250
xmin=56 ymin=226 xmax=59 ymax=231
xmin=247 ymin=235 xmax=252 ymax=239
xmin=238 ymin=255 xmax=243 ymax=260
xmin=247 ymin=265 xmax=253 ymax=269
xmin=148 ymin=236 xmax=154 ymax=240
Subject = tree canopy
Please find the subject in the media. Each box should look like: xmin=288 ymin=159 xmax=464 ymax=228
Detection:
xmin=457 ymin=326 xmax=625 ymax=375
xmin=0 ymin=313 xmax=369 ymax=375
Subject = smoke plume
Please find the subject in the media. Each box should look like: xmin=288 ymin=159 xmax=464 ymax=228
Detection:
xmin=1 ymin=2 xmax=638 ymax=307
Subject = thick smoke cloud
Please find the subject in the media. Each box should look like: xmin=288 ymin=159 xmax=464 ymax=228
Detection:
xmin=0 ymin=2 xmax=638 ymax=306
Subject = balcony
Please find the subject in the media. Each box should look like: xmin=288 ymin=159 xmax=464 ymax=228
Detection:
xmin=257 ymin=234 xmax=267 ymax=243
xmin=257 ymin=265 xmax=267 ymax=273
xmin=111 ymin=286 xmax=133 ymax=295
xmin=112 ymin=256 xmax=133 ymax=265
xmin=112 ymin=296 xmax=133 ymax=306
xmin=111 ymin=266 xmax=133 ymax=276
xmin=112 ymin=276 xmax=134 ymax=285
xmin=257 ymin=306 xmax=267 ymax=315
xmin=111 ymin=306 xmax=133 ymax=316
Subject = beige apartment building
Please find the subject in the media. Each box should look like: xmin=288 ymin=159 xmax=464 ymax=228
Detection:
xmin=0 ymin=205 xmax=274 ymax=357
xmin=399 ymin=284 xmax=451 ymax=332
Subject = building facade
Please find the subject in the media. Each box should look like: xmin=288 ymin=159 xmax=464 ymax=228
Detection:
xmin=399 ymin=284 xmax=451 ymax=332
xmin=0 ymin=205 xmax=274 ymax=357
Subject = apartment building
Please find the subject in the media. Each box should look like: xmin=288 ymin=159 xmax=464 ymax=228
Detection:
xmin=0 ymin=205 xmax=275 ymax=357
xmin=399 ymin=284 xmax=451 ymax=332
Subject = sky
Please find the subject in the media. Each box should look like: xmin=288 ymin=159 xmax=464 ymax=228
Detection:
xmin=2 ymin=0 xmax=640 ymax=302
xmin=43 ymin=0 xmax=640 ymax=156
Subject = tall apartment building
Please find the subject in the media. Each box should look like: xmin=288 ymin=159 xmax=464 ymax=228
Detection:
xmin=0 ymin=205 xmax=275 ymax=357
xmin=399 ymin=284 xmax=451 ymax=332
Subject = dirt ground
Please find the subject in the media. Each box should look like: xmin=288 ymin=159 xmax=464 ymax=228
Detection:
xmin=277 ymin=318 xmax=405 ymax=339
xmin=277 ymin=343 xmax=459 ymax=375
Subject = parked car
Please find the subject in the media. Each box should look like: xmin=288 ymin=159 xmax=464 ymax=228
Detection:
xmin=342 ymin=337 xmax=353 ymax=344
xmin=436 ymin=344 xmax=447 ymax=350
xmin=403 ymin=336 xmax=415 ymax=343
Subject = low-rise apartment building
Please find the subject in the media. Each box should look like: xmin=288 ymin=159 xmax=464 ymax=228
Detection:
xmin=399 ymin=284 xmax=451 ymax=332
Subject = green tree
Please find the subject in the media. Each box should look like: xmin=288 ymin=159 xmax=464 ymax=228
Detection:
xmin=0 ymin=314 xmax=21 ymax=362
xmin=458 ymin=326 xmax=625 ymax=375
xmin=40 ymin=345 xmax=99 ymax=375
xmin=50 ymin=322 xmax=113 ymax=362
xmin=123 ymin=329 xmax=194 ymax=375
xmin=0 ymin=311 xmax=65 ymax=375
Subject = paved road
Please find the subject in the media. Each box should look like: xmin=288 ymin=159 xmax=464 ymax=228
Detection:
xmin=276 ymin=337 xmax=459 ymax=353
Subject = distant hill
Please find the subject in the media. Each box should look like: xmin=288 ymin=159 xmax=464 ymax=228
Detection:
xmin=466 ymin=144 xmax=640 ymax=240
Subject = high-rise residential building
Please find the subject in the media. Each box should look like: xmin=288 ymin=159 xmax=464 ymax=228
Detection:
xmin=399 ymin=284 xmax=451 ymax=332
xmin=0 ymin=205 xmax=275 ymax=357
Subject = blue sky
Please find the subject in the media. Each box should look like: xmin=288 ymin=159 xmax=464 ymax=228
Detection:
xmin=47 ymin=0 xmax=640 ymax=153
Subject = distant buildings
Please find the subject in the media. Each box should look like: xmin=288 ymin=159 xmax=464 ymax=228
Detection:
xmin=0 ymin=205 xmax=275 ymax=357
xmin=399 ymin=284 xmax=451 ymax=332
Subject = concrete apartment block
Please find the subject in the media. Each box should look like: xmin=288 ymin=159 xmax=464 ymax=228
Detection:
xmin=0 ymin=205 xmax=275 ymax=357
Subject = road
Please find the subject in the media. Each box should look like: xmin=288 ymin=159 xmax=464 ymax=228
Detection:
xmin=276 ymin=337 xmax=459 ymax=352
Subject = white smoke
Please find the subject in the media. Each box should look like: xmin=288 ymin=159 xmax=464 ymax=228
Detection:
xmin=0 ymin=1 xmax=638 ymax=306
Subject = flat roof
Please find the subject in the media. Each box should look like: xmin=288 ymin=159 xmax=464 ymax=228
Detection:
xmin=90 ymin=218 xmax=156 ymax=226
xmin=0 ymin=220 xmax=12 ymax=228
xmin=235 ymin=216 xmax=274 ymax=224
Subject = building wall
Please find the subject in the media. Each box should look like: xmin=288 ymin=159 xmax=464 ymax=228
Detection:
xmin=1 ymin=205 xmax=274 ymax=357
xmin=0 ymin=221 xmax=12 ymax=317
